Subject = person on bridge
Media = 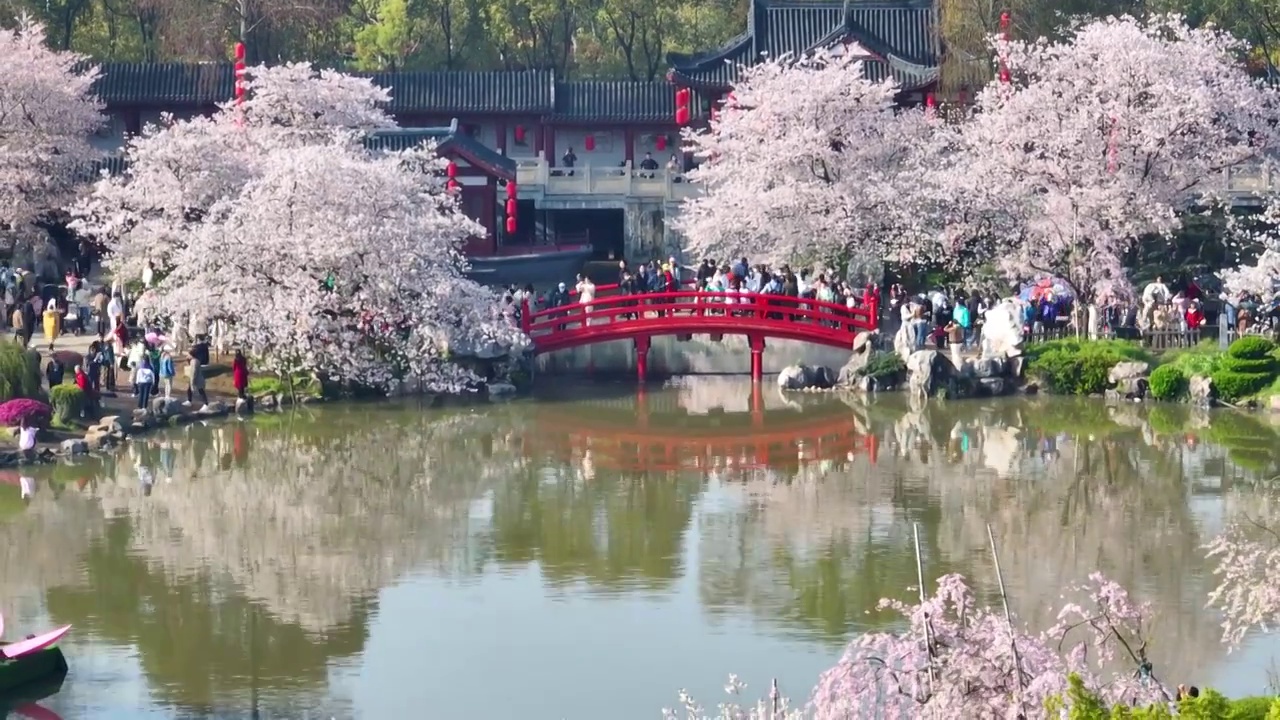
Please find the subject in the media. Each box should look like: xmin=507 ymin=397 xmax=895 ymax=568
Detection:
xmin=575 ymin=274 xmax=596 ymax=325
xmin=619 ymin=270 xmax=639 ymax=319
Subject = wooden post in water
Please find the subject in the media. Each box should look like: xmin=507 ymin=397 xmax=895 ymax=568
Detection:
xmin=913 ymin=523 xmax=937 ymax=685
xmin=987 ymin=523 xmax=1025 ymax=704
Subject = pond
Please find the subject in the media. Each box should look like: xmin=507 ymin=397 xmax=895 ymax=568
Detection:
xmin=3 ymin=378 xmax=1280 ymax=719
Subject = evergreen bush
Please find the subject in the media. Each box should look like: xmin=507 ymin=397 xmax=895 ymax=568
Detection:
xmin=49 ymin=385 xmax=85 ymax=424
xmin=0 ymin=342 xmax=44 ymax=404
xmin=1218 ymin=355 xmax=1278 ymax=375
xmin=1147 ymin=365 xmax=1188 ymax=400
xmin=1227 ymin=336 xmax=1276 ymax=360
xmin=1025 ymin=339 xmax=1148 ymax=395
xmin=1211 ymin=370 xmax=1274 ymax=402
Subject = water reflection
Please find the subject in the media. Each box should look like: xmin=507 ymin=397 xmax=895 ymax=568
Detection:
xmin=1 ymin=382 xmax=1276 ymax=717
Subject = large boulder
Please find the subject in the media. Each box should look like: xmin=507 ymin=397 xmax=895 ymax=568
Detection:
xmin=838 ymin=331 xmax=878 ymax=385
xmin=893 ymin=321 xmax=918 ymax=363
xmin=777 ymin=364 xmax=835 ymax=391
xmin=906 ymin=350 xmax=940 ymax=395
xmin=1190 ymin=375 xmax=1214 ymax=407
xmin=1108 ymin=361 xmax=1150 ymax=399
xmin=1108 ymin=361 xmax=1150 ymax=384
xmin=980 ymin=299 xmax=1027 ymax=358
xmin=151 ymin=397 xmax=182 ymax=418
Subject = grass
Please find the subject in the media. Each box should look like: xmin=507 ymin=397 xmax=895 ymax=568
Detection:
xmin=1158 ymin=340 xmax=1224 ymax=377
xmin=246 ymin=373 xmax=323 ymax=399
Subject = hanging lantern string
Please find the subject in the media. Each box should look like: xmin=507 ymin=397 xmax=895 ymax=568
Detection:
xmin=997 ymin=11 xmax=1012 ymax=85
xmin=234 ymin=42 xmax=247 ymax=127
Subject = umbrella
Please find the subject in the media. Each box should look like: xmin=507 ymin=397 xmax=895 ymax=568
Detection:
xmin=1019 ymin=277 xmax=1074 ymax=302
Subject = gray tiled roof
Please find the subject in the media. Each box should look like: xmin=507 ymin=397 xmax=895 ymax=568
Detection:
xmin=668 ymin=0 xmax=939 ymax=90
xmin=364 ymin=124 xmax=517 ymax=180
xmin=362 ymin=70 xmax=553 ymax=114
xmin=551 ymin=81 xmax=704 ymax=122
xmin=93 ymin=63 xmax=235 ymax=105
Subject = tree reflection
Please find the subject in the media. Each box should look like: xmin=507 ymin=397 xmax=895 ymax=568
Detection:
xmin=485 ymin=465 xmax=701 ymax=591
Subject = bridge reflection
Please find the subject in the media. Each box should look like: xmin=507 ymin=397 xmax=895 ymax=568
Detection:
xmin=524 ymin=384 xmax=878 ymax=474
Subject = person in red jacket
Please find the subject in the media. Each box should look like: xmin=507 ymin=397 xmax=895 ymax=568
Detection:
xmin=232 ymin=350 xmax=249 ymax=400
xmin=74 ymin=364 xmax=94 ymax=415
xmin=1185 ymin=301 xmax=1206 ymax=330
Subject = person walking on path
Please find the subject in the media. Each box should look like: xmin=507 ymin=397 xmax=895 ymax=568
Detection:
xmin=186 ymin=339 xmax=209 ymax=406
xmin=232 ymin=350 xmax=249 ymax=400
xmin=158 ymin=347 xmax=176 ymax=400
xmin=41 ymin=296 xmax=61 ymax=351
xmin=134 ymin=357 xmax=155 ymax=409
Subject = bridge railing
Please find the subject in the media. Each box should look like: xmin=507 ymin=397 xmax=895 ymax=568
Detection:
xmin=521 ymin=290 xmax=879 ymax=342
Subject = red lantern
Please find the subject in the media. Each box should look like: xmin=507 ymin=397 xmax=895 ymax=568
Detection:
xmin=505 ymin=181 xmax=517 ymax=200
xmin=584 ymin=135 xmax=596 ymax=151
xmin=999 ymin=67 xmax=1011 ymax=83
xmin=446 ymin=161 xmax=457 ymax=178
xmin=675 ymin=106 xmax=690 ymax=126
xmin=675 ymin=87 xmax=691 ymax=126
xmin=506 ymin=198 xmax=517 ymax=216
xmin=446 ymin=179 xmax=459 ymax=193
xmin=925 ymin=93 xmax=935 ymax=110
xmin=506 ymin=217 xmax=517 ymax=234
xmin=514 ymin=125 xmax=526 ymax=143
xmin=655 ymin=135 xmax=667 ymax=151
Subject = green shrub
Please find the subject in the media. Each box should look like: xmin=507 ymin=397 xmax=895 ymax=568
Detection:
xmin=0 ymin=342 xmax=44 ymax=404
xmin=1218 ymin=355 xmax=1278 ymax=375
xmin=1212 ymin=370 xmax=1275 ymax=402
xmin=1228 ymin=335 xmax=1277 ymax=360
xmin=49 ymin=385 xmax=85 ymax=424
xmin=861 ymin=352 xmax=907 ymax=381
xmin=1147 ymin=365 xmax=1188 ymax=400
xmin=1160 ymin=342 xmax=1223 ymax=377
xmin=1025 ymin=340 xmax=1149 ymax=395
xmin=1045 ymin=674 xmax=1280 ymax=719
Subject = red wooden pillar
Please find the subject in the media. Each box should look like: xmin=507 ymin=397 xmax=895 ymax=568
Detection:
xmin=544 ymin=125 xmax=557 ymax=166
xmin=748 ymin=334 xmax=765 ymax=382
xmin=635 ymin=335 xmax=652 ymax=382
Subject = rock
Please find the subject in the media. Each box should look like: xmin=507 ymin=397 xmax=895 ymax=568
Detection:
xmin=857 ymin=375 xmax=876 ymax=392
xmin=1108 ymin=361 xmax=1150 ymax=384
xmin=131 ymin=408 xmax=152 ymax=426
xmin=906 ymin=350 xmax=940 ymax=395
xmin=487 ymin=382 xmax=518 ymax=398
xmin=150 ymin=397 xmax=182 ymax=418
xmin=838 ymin=331 xmax=878 ymax=385
xmin=810 ymin=366 xmax=837 ymax=389
xmin=1007 ymin=356 xmax=1025 ymax=379
xmin=977 ymin=377 xmax=1007 ymax=397
xmin=256 ymin=394 xmax=278 ymax=410
xmin=198 ymin=401 xmax=227 ymax=415
xmin=235 ymin=397 xmax=252 ymax=415
xmin=61 ymin=439 xmax=88 ymax=455
xmin=777 ymin=365 xmax=813 ymax=391
xmin=971 ymin=356 xmax=1006 ymax=379
xmin=89 ymin=416 xmax=123 ymax=435
xmin=980 ymin=299 xmax=1027 ymax=358
xmin=893 ymin=321 xmax=919 ymax=363
xmin=1191 ymin=375 xmax=1215 ymax=407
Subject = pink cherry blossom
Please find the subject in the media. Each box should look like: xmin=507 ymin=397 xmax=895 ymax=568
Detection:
xmin=0 ymin=17 xmax=103 ymax=243
xmin=673 ymin=50 xmax=937 ymax=270
xmin=670 ymin=572 xmax=1171 ymax=718
xmin=927 ymin=15 xmax=1279 ymax=301
xmin=72 ymin=63 xmax=523 ymax=392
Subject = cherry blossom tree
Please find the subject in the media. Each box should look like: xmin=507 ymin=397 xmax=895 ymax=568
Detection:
xmin=1217 ymin=197 xmax=1280 ymax=303
xmin=934 ymin=15 xmax=1280 ymax=300
xmin=71 ymin=62 xmax=396 ymax=280
xmin=672 ymin=51 xmax=937 ymax=269
xmin=1206 ymin=498 xmax=1280 ymax=650
xmin=668 ymin=573 xmax=1170 ymax=718
xmin=72 ymin=62 xmax=522 ymax=391
xmin=0 ymin=17 xmax=103 ymax=245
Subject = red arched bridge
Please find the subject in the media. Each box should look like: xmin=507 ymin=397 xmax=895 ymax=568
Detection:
xmin=520 ymin=283 xmax=879 ymax=381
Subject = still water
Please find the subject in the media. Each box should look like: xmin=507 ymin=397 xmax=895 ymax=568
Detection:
xmin=4 ymin=378 xmax=1280 ymax=719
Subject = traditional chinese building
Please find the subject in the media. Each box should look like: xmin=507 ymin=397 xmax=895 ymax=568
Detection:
xmin=88 ymin=0 xmax=938 ymax=280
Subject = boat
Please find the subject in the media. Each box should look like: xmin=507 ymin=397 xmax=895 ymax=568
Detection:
xmin=466 ymin=243 xmax=593 ymax=288
xmin=0 ymin=615 xmax=71 ymax=697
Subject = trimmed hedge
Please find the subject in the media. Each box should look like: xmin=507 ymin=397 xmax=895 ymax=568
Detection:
xmin=0 ymin=399 xmax=51 ymax=428
xmin=1228 ymin=335 xmax=1276 ymax=360
xmin=1148 ymin=364 xmax=1187 ymax=400
xmin=1218 ymin=355 xmax=1278 ymax=375
xmin=49 ymin=385 xmax=85 ymax=424
xmin=1213 ymin=370 xmax=1275 ymax=402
